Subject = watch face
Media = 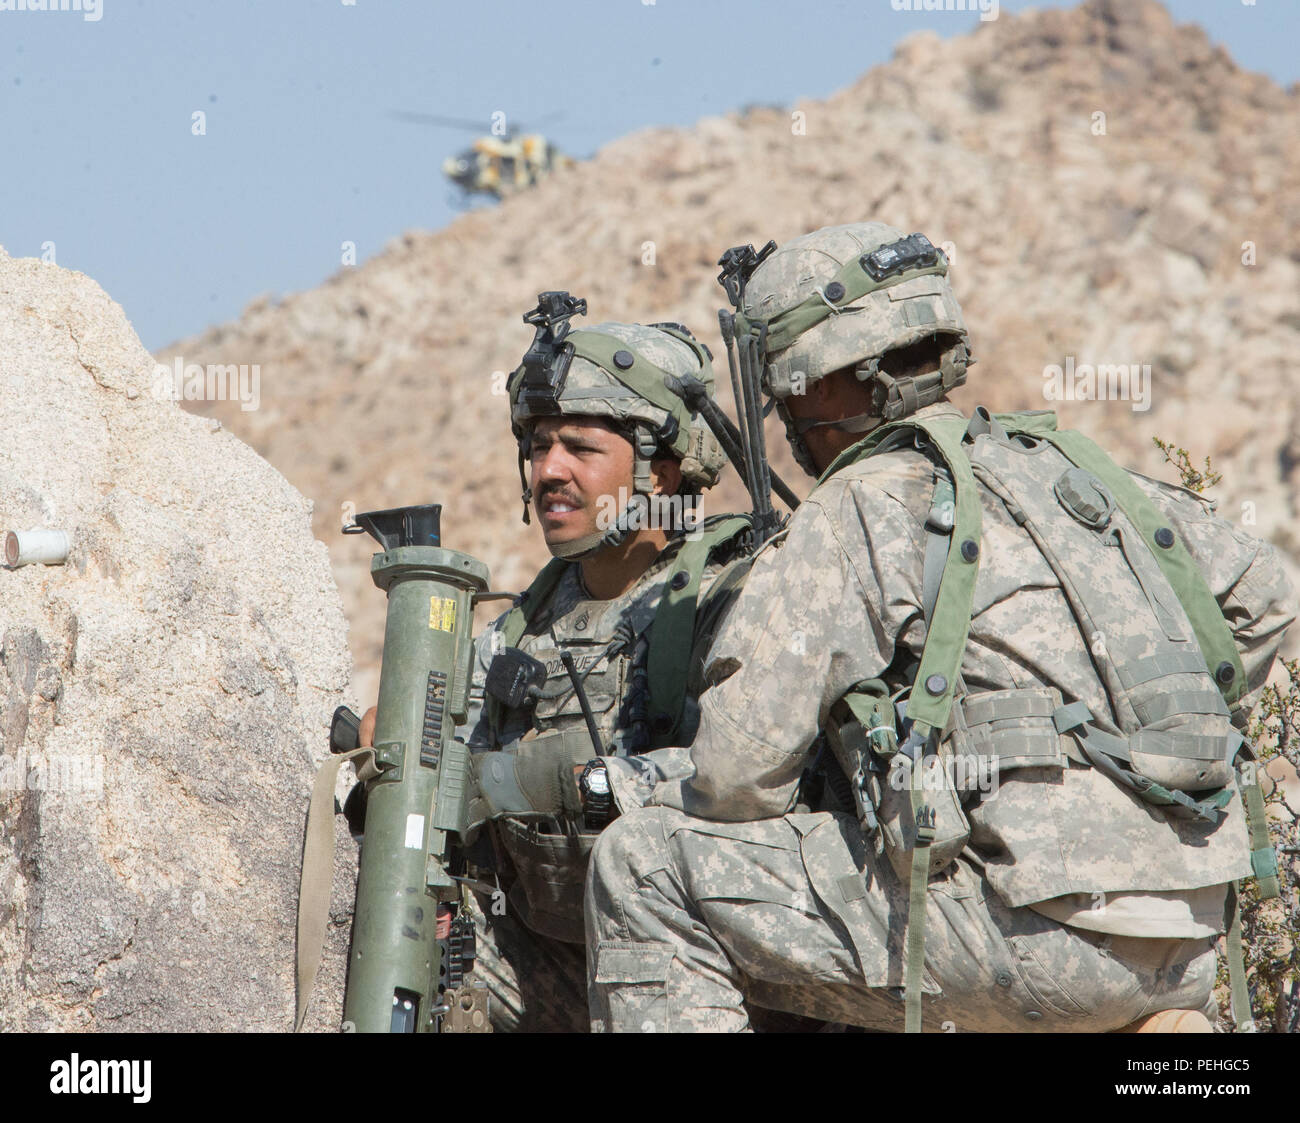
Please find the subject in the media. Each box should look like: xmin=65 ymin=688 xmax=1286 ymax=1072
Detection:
xmin=586 ymin=767 xmax=610 ymax=796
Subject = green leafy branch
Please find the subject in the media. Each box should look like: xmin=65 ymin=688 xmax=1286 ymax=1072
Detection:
xmin=1153 ymin=437 xmax=1222 ymax=494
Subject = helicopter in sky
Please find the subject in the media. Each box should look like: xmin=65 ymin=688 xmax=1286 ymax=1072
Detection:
xmin=389 ymin=111 xmax=578 ymax=202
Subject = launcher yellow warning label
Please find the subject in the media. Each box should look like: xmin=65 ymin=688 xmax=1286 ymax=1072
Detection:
xmin=429 ymin=596 xmax=457 ymax=632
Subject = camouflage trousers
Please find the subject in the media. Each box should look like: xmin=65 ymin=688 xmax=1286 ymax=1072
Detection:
xmin=462 ymin=891 xmax=590 ymax=1034
xmin=585 ymin=806 xmax=1218 ymax=1033
xmin=459 ymin=889 xmax=838 ymax=1033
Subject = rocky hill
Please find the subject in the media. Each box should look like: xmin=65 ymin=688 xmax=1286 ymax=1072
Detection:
xmin=162 ymin=0 xmax=1300 ymax=711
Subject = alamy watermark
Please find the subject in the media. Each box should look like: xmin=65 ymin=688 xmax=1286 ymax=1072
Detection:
xmin=595 ymin=488 xmax=703 ymax=538
xmin=49 ymin=1054 xmax=150 ymax=1103
xmin=887 ymin=752 xmax=1000 ymax=798
xmin=1042 ymin=356 xmax=1151 ymax=412
xmin=889 ymin=0 xmax=998 ymax=22
xmin=0 ymin=747 xmax=105 ymax=795
xmin=153 ymin=357 xmax=260 ymax=412
xmin=0 ymin=0 xmax=102 ymax=20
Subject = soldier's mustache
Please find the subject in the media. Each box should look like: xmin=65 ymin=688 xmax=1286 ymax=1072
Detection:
xmin=538 ymin=486 xmax=583 ymax=509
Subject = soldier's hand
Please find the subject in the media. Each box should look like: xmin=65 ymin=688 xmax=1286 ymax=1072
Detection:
xmin=359 ymin=705 xmax=377 ymax=748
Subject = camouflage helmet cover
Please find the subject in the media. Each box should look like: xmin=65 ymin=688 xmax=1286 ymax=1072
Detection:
xmin=509 ymin=321 xmax=727 ymax=489
xmin=739 ymin=222 xmax=970 ymax=398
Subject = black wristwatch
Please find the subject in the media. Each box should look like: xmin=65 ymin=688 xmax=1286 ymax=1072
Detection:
xmin=579 ymin=759 xmax=614 ymax=829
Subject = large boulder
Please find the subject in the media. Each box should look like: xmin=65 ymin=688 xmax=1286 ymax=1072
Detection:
xmin=0 ymin=248 xmax=355 ymax=1030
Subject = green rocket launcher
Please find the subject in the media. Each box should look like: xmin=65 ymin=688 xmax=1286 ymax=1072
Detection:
xmin=295 ymin=503 xmax=490 ymax=1033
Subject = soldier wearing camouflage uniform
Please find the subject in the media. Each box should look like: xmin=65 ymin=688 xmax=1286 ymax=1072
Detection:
xmin=585 ymin=223 xmax=1297 ymax=1033
xmin=431 ymin=298 xmax=750 ymax=1032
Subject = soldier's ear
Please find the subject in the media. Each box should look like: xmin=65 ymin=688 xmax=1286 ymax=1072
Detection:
xmin=649 ymin=456 xmax=683 ymax=497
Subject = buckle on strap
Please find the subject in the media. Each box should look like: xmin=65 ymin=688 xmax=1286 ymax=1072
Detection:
xmin=1052 ymin=700 xmax=1093 ymax=735
xmin=914 ymin=802 xmax=937 ymax=846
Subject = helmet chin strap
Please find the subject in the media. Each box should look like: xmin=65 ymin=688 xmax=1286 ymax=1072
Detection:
xmin=790 ymin=412 xmax=883 ymax=436
xmin=774 ymin=399 xmax=819 ymax=478
xmin=546 ymin=494 xmax=650 ymax=561
xmin=776 ymin=401 xmax=884 ymax=477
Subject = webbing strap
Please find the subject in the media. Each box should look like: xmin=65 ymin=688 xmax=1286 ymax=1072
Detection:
xmin=904 ymin=762 xmax=934 ymax=1034
xmin=1077 ymin=722 xmax=1134 ymax=764
xmin=1052 ymin=700 xmax=1096 ymax=765
xmin=1119 ymin=649 xmax=1208 ymax=688
xmin=956 ymin=688 xmax=1068 ymax=770
xmin=296 ymin=746 xmax=377 ymax=1032
xmin=974 ymin=730 xmax=1065 ymax=768
xmin=1240 ymin=766 xmax=1280 ymax=898
xmin=1226 ymin=888 xmax=1256 ymax=1032
xmin=1134 ymin=690 xmax=1230 ymax=725
xmin=821 ymin=416 xmax=982 ymax=737
xmin=1036 ymin=430 xmax=1247 ymax=709
xmin=1129 ymin=728 xmax=1241 ymax=761
xmin=645 ymin=517 xmax=751 ymax=747
xmin=1075 ymin=722 xmax=1238 ymax=768
xmin=1052 ymin=700 xmax=1094 ymax=735
xmin=1060 ymin=718 xmax=1230 ymax=823
xmin=964 ymin=688 xmax=1057 ymax=726
xmin=921 ymin=472 xmax=954 ymax=624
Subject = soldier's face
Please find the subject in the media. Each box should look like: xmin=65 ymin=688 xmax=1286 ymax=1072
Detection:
xmin=528 ymin=417 xmax=634 ymax=549
xmin=782 ymin=368 xmax=877 ymax=473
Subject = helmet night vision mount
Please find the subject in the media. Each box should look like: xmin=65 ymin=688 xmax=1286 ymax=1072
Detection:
xmin=512 ymin=290 xmax=588 ymax=429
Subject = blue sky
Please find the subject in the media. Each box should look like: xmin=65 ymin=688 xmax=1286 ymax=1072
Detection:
xmin=2 ymin=0 xmax=1294 ymax=350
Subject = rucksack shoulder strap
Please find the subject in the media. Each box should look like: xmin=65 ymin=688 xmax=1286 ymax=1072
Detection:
xmin=826 ymin=415 xmax=984 ymax=738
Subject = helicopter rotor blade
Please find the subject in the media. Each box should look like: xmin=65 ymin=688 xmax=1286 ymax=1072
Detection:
xmin=520 ymin=109 xmax=566 ymax=131
xmin=387 ymin=110 xmax=499 ymax=132
xmin=389 ymin=108 xmax=570 ymax=136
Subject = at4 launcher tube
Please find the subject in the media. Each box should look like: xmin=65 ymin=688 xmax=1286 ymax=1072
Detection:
xmin=341 ymin=505 xmax=488 ymax=1032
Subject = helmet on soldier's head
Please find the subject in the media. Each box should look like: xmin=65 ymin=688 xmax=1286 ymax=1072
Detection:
xmin=508 ymin=294 xmax=728 ymax=557
xmin=510 ymin=320 xmax=726 ymax=491
xmin=732 ymin=223 xmax=973 ymax=473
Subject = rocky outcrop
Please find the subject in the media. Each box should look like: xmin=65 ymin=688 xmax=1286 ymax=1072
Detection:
xmin=0 ymin=249 xmax=353 ymax=1030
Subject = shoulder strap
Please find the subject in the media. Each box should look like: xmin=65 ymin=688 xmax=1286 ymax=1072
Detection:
xmin=827 ymin=416 xmax=984 ymax=738
xmin=645 ymin=516 xmax=752 ymax=747
xmin=1031 ymin=428 xmax=1247 ymax=710
xmin=296 ymin=745 xmax=378 ymax=1031
xmin=921 ymin=470 xmax=955 ymax=625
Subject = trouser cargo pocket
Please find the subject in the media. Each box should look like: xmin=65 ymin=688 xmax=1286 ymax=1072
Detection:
xmin=592 ymin=940 xmax=673 ymax=1033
